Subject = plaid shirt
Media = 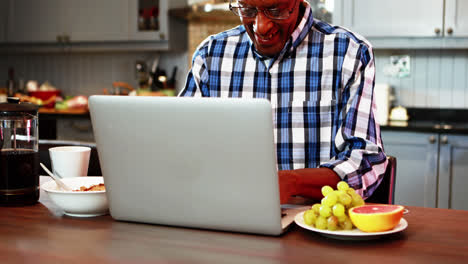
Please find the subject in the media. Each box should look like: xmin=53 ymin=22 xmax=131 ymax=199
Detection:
xmin=179 ymin=2 xmax=387 ymax=199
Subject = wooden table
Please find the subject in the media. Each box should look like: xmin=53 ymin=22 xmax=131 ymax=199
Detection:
xmin=2 ymin=178 xmax=468 ymax=263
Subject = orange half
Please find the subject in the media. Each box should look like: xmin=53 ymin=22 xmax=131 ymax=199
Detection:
xmin=349 ymin=204 xmax=404 ymax=232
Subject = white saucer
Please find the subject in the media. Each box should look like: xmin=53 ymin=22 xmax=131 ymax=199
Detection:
xmin=64 ymin=211 xmax=108 ymax=217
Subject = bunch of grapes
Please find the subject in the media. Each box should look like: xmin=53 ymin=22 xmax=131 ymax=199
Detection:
xmin=303 ymin=181 xmax=365 ymax=231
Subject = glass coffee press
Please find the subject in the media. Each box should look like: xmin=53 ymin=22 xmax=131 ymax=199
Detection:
xmin=0 ymin=97 xmax=39 ymax=206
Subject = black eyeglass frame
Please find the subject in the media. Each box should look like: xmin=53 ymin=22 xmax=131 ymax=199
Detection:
xmin=228 ymin=0 xmax=297 ymax=20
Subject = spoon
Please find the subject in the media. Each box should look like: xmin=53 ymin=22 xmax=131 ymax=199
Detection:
xmin=40 ymin=163 xmax=73 ymax=191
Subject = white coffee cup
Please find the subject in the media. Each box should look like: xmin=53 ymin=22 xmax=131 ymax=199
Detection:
xmin=49 ymin=146 xmax=91 ymax=178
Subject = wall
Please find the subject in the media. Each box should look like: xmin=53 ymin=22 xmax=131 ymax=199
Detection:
xmin=0 ymin=51 xmax=189 ymax=96
xmin=1 ymin=48 xmax=467 ymax=110
xmin=375 ymin=49 xmax=468 ymax=109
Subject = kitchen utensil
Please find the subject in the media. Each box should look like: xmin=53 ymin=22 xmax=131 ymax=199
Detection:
xmin=0 ymin=98 xmax=39 ymax=206
xmin=40 ymin=163 xmax=72 ymax=191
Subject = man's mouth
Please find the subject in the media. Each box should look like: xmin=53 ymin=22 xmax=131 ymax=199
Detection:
xmin=255 ymin=31 xmax=279 ymax=45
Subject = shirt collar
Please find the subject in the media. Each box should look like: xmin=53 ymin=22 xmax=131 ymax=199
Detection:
xmin=289 ymin=1 xmax=314 ymax=51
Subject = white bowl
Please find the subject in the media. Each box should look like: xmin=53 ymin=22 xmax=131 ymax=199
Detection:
xmin=41 ymin=176 xmax=108 ymax=217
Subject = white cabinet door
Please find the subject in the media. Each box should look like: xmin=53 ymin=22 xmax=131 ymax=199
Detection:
xmin=7 ymin=0 xmax=66 ymax=42
xmin=7 ymin=0 xmax=128 ymax=43
xmin=438 ymin=135 xmax=468 ymax=210
xmin=381 ymin=131 xmax=438 ymax=208
xmin=65 ymin=0 xmax=129 ymax=42
xmin=339 ymin=0 xmax=444 ymax=37
xmin=444 ymin=0 xmax=468 ymax=37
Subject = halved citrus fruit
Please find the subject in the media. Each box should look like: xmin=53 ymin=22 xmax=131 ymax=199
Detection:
xmin=349 ymin=204 xmax=404 ymax=232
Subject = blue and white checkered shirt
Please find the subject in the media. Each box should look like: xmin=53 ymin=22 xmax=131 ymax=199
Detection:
xmin=179 ymin=2 xmax=387 ymax=199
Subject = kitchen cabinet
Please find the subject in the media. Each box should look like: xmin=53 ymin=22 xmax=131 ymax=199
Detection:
xmin=444 ymin=0 xmax=468 ymax=37
xmin=60 ymin=0 xmax=129 ymax=42
xmin=129 ymin=0 xmax=166 ymax=41
xmin=438 ymin=134 xmax=468 ymax=210
xmin=337 ymin=0 xmax=443 ymax=37
xmin=5 ymin=0 xmax=187 ymax=50
xmin=0 ymin=1 xmax=8 ymax=42
xmin=382 ymin=131 xmax=468 ymax=210
xmin=7 ymin=0 xmax=128 ymax=43
xmin=381 ymin=131 xmax=438 ymax=208
xmin=334 ymin=0 xmax=468 ymax=48
xmin=7 ymin=0 xmax=63 ymax=43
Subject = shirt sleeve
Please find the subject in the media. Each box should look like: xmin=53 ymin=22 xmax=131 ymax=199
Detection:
xmin=320 ymin=44 xmax=388 ymax=200
xmin=178 ymin=42 xmax=210 ymax=97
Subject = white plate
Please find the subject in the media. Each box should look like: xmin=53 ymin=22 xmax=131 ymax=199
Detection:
xmin=294 ymin=211 xmax=408 ymax=240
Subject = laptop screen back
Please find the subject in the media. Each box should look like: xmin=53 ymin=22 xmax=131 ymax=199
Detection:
xmin=89 ymin=95 xmax=283 ymax=235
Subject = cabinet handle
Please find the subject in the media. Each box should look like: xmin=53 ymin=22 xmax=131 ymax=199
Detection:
xmin=447 ymin=28 xmax=453 ymax=35
xmin=434 ymin=28 xmax=441 ymax=35
xmin=441 ymin=136 xmax=448 ymax=144
xmin=429 ymin=135 xmax=437 ymax=144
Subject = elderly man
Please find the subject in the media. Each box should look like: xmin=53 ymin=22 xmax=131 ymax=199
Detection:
xmin=180 ymin=0 xmax=387 ymax=203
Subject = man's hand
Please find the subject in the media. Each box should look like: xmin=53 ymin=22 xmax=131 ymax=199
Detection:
xmin=278 ymin=168 xmax=341 ymax=204
xmin=278 ymin=170 xmax=298 ymax=204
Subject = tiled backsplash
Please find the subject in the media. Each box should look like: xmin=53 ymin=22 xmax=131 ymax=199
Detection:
xmin=375 ymin=49 xmax=468 ymax=108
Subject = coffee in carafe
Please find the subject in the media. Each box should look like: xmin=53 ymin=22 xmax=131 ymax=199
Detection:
xmin=0 ymin=98 xmax=39 ymax=206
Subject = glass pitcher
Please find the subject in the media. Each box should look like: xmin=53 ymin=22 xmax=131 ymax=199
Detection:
xmin=0 ymin=98 xmax=39 ymax=206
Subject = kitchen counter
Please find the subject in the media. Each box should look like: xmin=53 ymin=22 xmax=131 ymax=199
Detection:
xmin=37 ymin=106 xmax=468 ymax=139
xmin=381 ymin=120 xmax=468 ymax=134
xmin=1 ymin=177 xmax=468 ymax=263
xmin=381 ymin=108 xmax=468 ymax=134
xmin=39 ymin=107 xmax=89 ymax=116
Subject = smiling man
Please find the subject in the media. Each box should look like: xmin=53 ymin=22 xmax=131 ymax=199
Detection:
xmin=180 ymin=0 xmax=388 ymax=203
xmin=239 ymin=0 xmax=302 ymax=57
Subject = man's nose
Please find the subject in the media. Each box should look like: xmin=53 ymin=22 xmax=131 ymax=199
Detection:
xmin=253 ymin=11 xmax=274 ymax=36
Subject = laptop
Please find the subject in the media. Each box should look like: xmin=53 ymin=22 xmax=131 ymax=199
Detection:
xmin=88 ymin=95 xmax=306 ymax=236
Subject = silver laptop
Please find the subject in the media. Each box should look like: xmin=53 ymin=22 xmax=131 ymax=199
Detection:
xmin=88 ymin=95 xmax=304 ymax=236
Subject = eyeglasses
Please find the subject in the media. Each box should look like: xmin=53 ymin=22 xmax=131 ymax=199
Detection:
xmin=229 ymin=0 xmax=297 ymax=20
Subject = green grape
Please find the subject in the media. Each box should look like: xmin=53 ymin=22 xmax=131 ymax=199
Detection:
xmin=327 ymin=216 xmax=339 ymax=231
xmin=337 ymin=181 xmax=350 ymax=191
xmin=332 ymin=203 xmax=345 ymax=217
xmin=321 ymin=185 xmax=334 ymax=196
xmin=346 ymin=188 xmax=356 ymax=196
xmin=353 ymin=199 xmax=365 ymax=207
xmin=303 ymin=210 xmax=317 ymax=226
xmin=340 ymin=218 xmax=354 ymax=230
xmin=312 ymin=203 xmax=321 ymax=214
xmin=321 ymin=197 xmax=327 ymax=205
xmin=315 ymin=216 xmax=327 ymax=230
xmin=338 ymin=193 xmax=352 ymax=206
xmin=336 ymin=190 xmax=346 ymax=196
xmin=319 ymin=205 xmax=332 ymax=218
xmin=337 ymin=214 xmax=347 ymax=223
xmin=351 ymin=193 xmax=365 ymax=207
xmin=322 ymin=192 xmax=338 ymax=207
